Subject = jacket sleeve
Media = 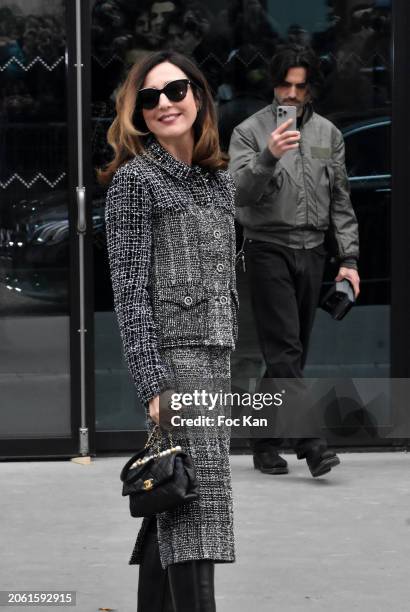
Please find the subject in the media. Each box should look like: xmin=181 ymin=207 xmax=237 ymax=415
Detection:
xmin=105 ymin=167 xmax=172 ymax=405
xmin=228 ymin=125 xmax=278 ymax=207
xmin=329 ymin=128 xmax=360 ymax=267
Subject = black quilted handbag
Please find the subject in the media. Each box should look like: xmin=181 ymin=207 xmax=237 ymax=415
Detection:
xmin=120 ymin=426 xmax=199 ymax=517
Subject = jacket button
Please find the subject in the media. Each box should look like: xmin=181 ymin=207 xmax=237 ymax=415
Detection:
xmin=184 ymin=296 xmax=193 ymax=306
xmin=214 ymin=230 xmax=221 ymax=239
xmin=216 ymin=263 xmax=224 ymax=272
xmin=219 ymin=295 xmax=228 ymax=305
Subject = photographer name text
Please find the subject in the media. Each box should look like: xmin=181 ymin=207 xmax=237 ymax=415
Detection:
xmin=170 ymin=415 xmax=268 ymax=427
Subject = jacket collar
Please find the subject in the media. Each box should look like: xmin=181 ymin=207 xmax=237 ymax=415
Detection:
xmin=143 ymin=135 xmax=196 ymax=180
xmin=271 ymin=97 xmax=314 ymax=128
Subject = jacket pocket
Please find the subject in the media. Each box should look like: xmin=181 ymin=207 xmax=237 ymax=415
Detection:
xmin=154 ymin=286 xmax=209 ymax=347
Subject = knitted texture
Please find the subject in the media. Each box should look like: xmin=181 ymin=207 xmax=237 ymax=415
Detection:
xmin=105 ymin=137 xmax=238 ymax=567
xmin=105 ymin=137 xmax=238 ymax=404
xmin=130 ymin=346 xmax=235 ymax=569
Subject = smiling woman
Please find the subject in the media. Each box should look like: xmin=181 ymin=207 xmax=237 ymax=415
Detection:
xmin=98 ymin=50 xmax=225 ymax=185
xmin=99 ymin=51 xmax=238 ymax=612
xmin=139 ymin=65 xmax=199 ymax=161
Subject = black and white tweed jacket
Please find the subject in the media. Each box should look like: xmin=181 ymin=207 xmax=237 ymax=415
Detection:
xmin=105 ymin=137 xmax=238 ymax=405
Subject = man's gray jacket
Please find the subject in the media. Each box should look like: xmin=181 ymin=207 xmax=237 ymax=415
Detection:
xmin=228 ymin=100 xmax=359 ymax=266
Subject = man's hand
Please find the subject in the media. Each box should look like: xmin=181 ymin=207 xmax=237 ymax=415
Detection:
xmin=268 ymin=118 xmax=300 ymax=159
xmin=148 ymin=389 xmax=176 ymax=428
xmin=335 ymin=267 xmax=360 ymax=298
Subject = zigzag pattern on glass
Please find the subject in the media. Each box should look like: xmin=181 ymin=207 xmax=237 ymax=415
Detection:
xmin=0 ymin=172 xmax=66 ymax=189
xmin=91 ymin=51 xmax=390 ymax=70
xmin=0 ymin=56 xmax=64 ymax=73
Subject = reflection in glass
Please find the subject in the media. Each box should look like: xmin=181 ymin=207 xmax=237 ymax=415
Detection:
xmin=0 ymin=1 xmax=71 ymax=438
xmin=92 ymin=0 xmax=392 ymax=441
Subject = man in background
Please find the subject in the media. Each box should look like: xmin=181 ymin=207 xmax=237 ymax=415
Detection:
xmin=229 ymin=44 xmax=360 ymax=477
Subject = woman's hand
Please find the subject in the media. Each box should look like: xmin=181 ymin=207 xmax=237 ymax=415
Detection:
xmin=148 ymin=395 xmax=160 ymax=424
xmin=148 ymin=390 xmax=176 ymax=427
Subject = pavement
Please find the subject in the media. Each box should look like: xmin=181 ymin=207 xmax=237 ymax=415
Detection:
xmin=1 ymin=452 xmax=409 ymax=612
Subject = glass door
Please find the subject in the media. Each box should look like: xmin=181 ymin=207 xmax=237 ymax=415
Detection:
xmin=89 ymin=0 xmax=398 ymax=450
xmin=0 ymin=0 xmax=93 ymax=457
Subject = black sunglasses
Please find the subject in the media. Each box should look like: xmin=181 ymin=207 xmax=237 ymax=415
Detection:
xmin=137 ymin=78 xmax=192 ymax=110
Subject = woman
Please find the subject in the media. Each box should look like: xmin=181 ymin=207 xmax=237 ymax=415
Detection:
xmin=100 ymin=50 xmax=238 ymax=611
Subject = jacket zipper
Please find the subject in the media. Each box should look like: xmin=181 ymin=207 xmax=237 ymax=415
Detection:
xmin=299 ymin=134 xmax=309 ymax=230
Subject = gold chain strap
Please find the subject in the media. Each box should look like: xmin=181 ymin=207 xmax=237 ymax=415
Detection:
xmin=144 ymin=424 xmax=175 ymax=453
xmin=130 ymin=426 xmax=179 ymax=469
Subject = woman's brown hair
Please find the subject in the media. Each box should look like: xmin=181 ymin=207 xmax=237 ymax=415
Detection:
xmin=97 ymin=50 xmax=228 ymax=185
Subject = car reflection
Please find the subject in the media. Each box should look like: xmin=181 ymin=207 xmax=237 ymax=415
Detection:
xmin=322 ymin=115 xmax=391 ymax=306
xmin=0 ymin=189 xmax=109 ymax=309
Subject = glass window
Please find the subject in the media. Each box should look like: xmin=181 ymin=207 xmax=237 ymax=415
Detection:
xmin=344 ymin=122 xmax=391 ymax=177
xmin=0 ymin=0 xmax=71 ymax=438
xmin=91 ymin=0 xmax=392 ymax=435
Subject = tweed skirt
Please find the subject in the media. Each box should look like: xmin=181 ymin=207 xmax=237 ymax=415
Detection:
xmin=129 ymin=346 xmax=235 ymax=569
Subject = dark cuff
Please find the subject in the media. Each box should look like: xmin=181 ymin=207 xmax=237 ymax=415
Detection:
xmin=339 ymin=258 xmax=358 ymax=270
xmin=258 ymin=146 xmax=279 ymax=168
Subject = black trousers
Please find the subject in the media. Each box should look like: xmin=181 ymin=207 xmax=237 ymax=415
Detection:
xmin=137 ymin=518 xmax=216 ymax=612
xmin=245 ymin=238 xmax=327 ymax=458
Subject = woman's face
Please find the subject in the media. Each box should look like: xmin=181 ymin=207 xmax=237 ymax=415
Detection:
xmin=140 ymin=61 xmax=199 ymax=143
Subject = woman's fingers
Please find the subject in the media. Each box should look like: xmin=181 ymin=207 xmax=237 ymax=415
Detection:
xmin=148 ymin=395 xmax=160 ymax=424
xmin=148 ymin=390 xmax=177 ymax=427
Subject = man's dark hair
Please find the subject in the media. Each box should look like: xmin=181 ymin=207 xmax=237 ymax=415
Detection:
xmin=269 ymin=44 xmax=324 ymax=98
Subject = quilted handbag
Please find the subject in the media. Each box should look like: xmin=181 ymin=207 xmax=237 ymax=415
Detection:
xmin=120 ymin=426 xmax=199 ymax=517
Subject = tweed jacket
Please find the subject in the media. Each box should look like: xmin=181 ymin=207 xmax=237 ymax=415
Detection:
xmin=105 ymin=137 xmax=238 ymax=405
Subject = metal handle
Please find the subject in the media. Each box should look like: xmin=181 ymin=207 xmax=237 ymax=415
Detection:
xmin=76 ymin=186 xmax=86 ymax=233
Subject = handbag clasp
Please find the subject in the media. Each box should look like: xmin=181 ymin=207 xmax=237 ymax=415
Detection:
xmin=143 ymin=478 xmax=154 ymax=491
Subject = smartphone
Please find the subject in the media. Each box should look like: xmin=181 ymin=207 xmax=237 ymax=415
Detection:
xmin=277 ymin=105 xmax=297 ymax=132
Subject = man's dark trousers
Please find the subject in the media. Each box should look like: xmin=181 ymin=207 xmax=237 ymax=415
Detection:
xmin=245 ymin=237 xmax=327 ymax=458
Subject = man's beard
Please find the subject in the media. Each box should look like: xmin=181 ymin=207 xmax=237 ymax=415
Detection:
xmin=283 ymin=99 xmax=300 ymax=105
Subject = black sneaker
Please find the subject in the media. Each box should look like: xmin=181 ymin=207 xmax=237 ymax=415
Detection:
xmin=253 ymin=450 xmax=289 ymax=474
xmin=306 ymin=449 xmax=340 ymax=478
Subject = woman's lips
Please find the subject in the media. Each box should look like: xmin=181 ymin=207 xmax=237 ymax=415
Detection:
xmin=158 ymin=113 xmax=181 ymax=124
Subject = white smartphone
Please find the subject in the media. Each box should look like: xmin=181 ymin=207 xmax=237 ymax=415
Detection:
xmin=277 ymin=105 xmax=297 ymax=132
